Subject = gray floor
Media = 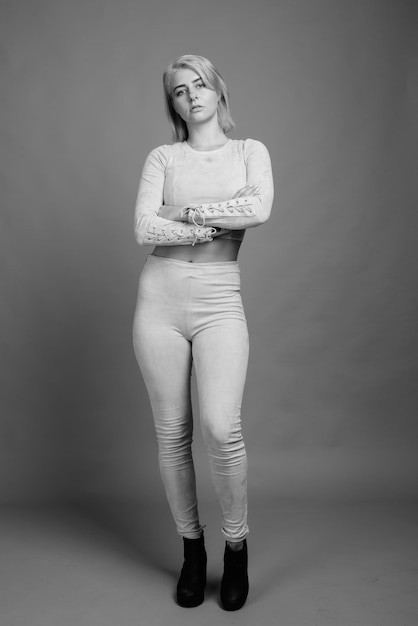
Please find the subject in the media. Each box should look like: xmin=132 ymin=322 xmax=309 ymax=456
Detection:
xmin=1 ymin=499 xmax=418 ymax=626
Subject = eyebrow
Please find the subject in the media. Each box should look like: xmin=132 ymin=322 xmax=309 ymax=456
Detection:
xmin=173 ymin=77 xmax=203 ymax=92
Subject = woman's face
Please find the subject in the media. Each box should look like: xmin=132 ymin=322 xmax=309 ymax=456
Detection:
xmin=171 ymin=68 xmax=220 ymax=128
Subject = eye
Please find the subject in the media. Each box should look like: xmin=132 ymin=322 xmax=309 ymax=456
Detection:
xmin=196 ymin=81 xmax=205 ymax=89
xmin=174 ymin=89 xmax=185 ymax=98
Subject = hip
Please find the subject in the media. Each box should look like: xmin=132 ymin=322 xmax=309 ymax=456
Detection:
xmin=135 ymin=255 xmax=246 ymax=332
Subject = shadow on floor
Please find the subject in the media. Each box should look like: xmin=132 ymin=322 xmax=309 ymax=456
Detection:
xmin=73 ymin=498 xmax=178 ymax=577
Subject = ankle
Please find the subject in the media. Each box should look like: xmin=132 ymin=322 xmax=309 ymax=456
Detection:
xmin=226 ymin=540 xmax=244 ymax=552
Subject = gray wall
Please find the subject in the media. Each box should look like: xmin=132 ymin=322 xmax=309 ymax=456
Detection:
xmin=1 ymin=0 xmax=417 ymax=505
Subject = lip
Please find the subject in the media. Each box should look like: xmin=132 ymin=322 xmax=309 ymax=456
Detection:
xmin=190 ymin=105 xmax=203 ymax=112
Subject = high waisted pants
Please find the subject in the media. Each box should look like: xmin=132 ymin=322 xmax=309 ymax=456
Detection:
xmin=133 ymin=255 xmax=249 ymax=542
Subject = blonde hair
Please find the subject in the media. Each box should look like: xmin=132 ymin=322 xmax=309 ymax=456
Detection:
xmin=163 ymin=54 xmax=235 ymax=142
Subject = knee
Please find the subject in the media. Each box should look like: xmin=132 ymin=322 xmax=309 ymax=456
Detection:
xmin=201 ymin=404 xmax=243 ymax=449
xmin=154 ymin=408 xmax=193 ymax=459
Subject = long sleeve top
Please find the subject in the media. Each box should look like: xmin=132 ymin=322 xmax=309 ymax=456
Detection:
xmin=134 ymin=138 xmax=274 ymax=246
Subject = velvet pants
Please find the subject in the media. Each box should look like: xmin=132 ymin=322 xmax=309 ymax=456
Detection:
xmin=133 ymin=254 xmax=249 ymax=541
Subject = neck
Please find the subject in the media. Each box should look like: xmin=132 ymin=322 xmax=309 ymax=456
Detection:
xmin=186 ymin=120 xmax=228 ymax=151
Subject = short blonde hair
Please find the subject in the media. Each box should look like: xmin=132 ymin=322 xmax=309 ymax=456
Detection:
xmin=163 ymin=54 xmax=235 ymax=142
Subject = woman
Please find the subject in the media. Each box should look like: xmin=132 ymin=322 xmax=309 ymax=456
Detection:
xmin=133 ymin=54 xmax=274 ymax=610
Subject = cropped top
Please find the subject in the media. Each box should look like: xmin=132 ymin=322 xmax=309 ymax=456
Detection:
xmin=134 ymin=138 xmax=274 ymax=247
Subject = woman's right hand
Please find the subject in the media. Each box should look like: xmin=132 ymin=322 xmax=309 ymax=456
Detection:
xmin=233 ymin=184 xmax=260 ymax=198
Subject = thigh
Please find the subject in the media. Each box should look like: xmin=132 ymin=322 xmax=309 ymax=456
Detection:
xmin=133 ymin=310 xmax=193 ymax=413
xmin=192 ymin=319 xmax=249 ymax=425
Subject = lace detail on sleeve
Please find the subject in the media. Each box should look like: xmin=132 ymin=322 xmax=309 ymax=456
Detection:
xmin=181 ymin=198 xmax=255 ymax=227
xmin=142 ymin=224 xmax=217 ymax=246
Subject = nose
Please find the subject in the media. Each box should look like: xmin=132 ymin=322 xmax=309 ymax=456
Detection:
xmin=189 ymin=89 xmax=198 ymax=101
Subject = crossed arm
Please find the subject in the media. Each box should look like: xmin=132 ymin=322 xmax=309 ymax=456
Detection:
xmin=158 ymin=184 xmax=262 ymax=227
xmin=134 ymin=140 xmax=274 ymax=246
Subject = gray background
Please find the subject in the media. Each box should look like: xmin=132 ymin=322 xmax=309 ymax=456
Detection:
xmin=1 ymin=0 xmax=417 ymax=508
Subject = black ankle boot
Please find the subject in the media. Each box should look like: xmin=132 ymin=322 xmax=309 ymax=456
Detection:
xmin=220 ymin=539 xmax=249 ymax=611
xmin=176 ymin=535 xmax=207 ymax=608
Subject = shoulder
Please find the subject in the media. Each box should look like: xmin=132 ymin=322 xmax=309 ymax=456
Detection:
xmin=145 ymin=142 xmax=186 ymax=164
xmin=142 ymin=143 xmax=181 ymax=172
xmin=230 ymin=138 xmax=271 ymax=159
xmin=243 ymin=138 xmax=270 ymax=157
xmin=146 ymin=143 xmax=170 ymax=161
